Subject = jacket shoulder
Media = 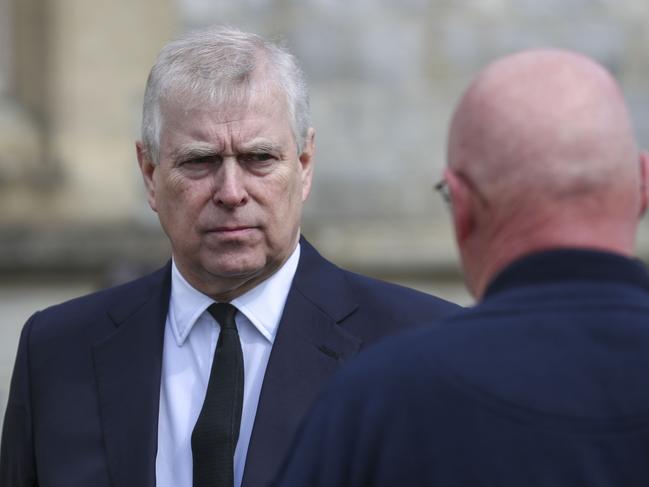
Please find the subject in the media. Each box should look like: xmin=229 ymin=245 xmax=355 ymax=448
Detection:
xmin=26 ymin=263 xmax=170 ymax=342
xmin=343 ymin=268 xmax=460 ymax=317
xmin=296 ymin=238 xmax=460 ymax=337
xmin=330 ymin=268 xmax=460 ymax=343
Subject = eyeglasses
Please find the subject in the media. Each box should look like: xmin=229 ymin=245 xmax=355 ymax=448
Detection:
xmin=434 ymin=178 xmax=451 ymax=204
xmin=434 ymin=171 xmax=490 ymax=208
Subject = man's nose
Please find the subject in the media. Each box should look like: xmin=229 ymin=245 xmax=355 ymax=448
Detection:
xmin=212 ymin=158 xmax=248 ymax=208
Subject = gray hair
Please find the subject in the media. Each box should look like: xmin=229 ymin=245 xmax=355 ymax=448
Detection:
xmin=141 ymin=26 xmax=310 ymax=163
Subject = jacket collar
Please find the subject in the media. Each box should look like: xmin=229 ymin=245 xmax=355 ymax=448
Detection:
xmin=241 ymin=236 xmax=362 ymax=487
xmin=93 ymin=262 xmax=171 ymax=487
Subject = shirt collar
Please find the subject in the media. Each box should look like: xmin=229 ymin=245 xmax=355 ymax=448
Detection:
xmin=169 ymin=243 xmax=301 ymax=346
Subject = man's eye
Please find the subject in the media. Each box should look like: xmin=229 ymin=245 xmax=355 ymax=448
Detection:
xmin=182 ymin=156 xmax=214 ymax=166
xmin=241 ymin=153 xmax=274 ymax=164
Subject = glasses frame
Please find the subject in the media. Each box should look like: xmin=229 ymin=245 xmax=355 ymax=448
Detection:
xmin=434 ymin=178 xmax=451 ymax=204
xmin=434 ymin=170 xmax=490 ymax=208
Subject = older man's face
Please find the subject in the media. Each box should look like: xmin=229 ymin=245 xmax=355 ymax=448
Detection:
xmin=138 ymin=87 xmax=314 ymax=300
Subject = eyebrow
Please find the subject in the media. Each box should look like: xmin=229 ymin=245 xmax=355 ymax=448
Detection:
xmin=169 ymin=139 xmax=285 ymax=162
xmin=170 ymin=143 xmax=220 ymax=162
xmin=238 ymin=139 xmax=283 ymax=154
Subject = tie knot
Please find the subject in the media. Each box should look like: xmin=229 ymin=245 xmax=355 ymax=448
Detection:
xmin=207 ymin=303 xmax=238 ymax=330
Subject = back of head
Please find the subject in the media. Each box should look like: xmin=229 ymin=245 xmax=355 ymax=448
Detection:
xmin=446 ymin=49 xmax=647 ymax=297
xmin=140 ymin=26 xmax=310 ymax=163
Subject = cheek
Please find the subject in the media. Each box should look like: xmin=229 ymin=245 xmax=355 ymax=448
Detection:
xmin=157 ymin=175 xmax=209 ymax=224
xmin=256 ymin=173 xmax=302 ymax=232
xmin=280 ymin=173 xmax=306 ymax=227
xmin=166 ymin=170 xmax=191 ymax=195
xmin=276 ymin=173 xmax=303 ymax=214
xmin=283 ymin=167 xmax=305 ymax=200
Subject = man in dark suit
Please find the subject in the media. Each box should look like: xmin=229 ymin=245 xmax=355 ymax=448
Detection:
xmin=0 ymin=27 xmax=457 ymax=487
xmin=275 ymin=49 xmax=649 ymax=486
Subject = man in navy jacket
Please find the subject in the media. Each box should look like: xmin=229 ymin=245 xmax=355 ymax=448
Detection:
xmin=0 ymin=27 xmax=457 ymax=487
xmin=275 ymin=49 xmax=649 ymax=486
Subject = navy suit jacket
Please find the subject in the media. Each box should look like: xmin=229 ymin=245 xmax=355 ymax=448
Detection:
xmin=0 ymin=238 xmax=458 ymax=487
xmin=276 ymin=249 xmax=649 ymax=486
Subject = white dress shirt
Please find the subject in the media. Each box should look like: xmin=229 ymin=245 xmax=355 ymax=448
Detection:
xmin=155 ymin=244 xmax=300 ymax=487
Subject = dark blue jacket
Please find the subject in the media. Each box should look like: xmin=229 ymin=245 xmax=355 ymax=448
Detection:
xmin=0 ymin=238 xmax=457 ymax=487
xmin=276 ymin=249 xmax=649 ymax=487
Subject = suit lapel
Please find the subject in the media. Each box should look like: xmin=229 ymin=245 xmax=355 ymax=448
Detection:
xmin=92 ymin=264 xmax=171 ymax=487
xmin=242 ymin=239 xmax=362 ymax=487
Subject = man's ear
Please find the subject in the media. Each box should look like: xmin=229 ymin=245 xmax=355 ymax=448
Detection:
xmin=444 ymin=167 xmax=475 ymax=245
xmin=136 ymin=141 xmax=158 ymax=212
xmin=299 ymin=128 xmax=315 ymax=202
xmin=639 ymin=151 xmax=649 ymax=218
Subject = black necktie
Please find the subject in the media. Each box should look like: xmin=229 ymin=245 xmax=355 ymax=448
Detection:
xmin=191 ymin=303 xmax=244 ymax=487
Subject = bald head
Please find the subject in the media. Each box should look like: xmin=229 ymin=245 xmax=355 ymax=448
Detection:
xmin=445 ymin=49 xmax=648 ymax=298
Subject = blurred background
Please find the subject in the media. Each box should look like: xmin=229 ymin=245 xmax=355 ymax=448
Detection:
xmin=1 ymin=0 xmax=648 ymax=429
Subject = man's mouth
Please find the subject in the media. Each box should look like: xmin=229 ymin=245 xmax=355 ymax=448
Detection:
xmin=207 ymin=226 xmax=258 ymax=237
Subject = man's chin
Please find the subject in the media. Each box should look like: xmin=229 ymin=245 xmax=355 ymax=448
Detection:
xmin=202 ymin=256 xmax=267 ymax=283
xmin=198 ymin=263 xmax=270 ymax=301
